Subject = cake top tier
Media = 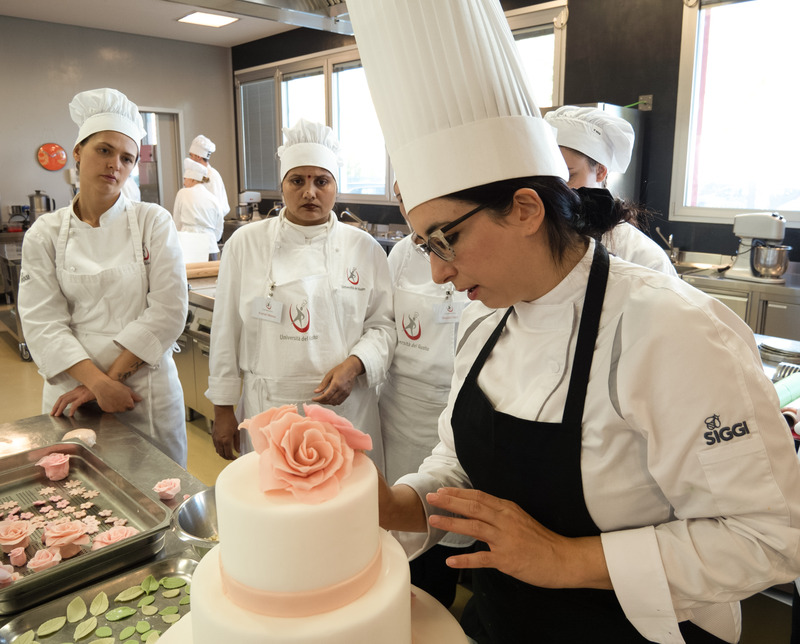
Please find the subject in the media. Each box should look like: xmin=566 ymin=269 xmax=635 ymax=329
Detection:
xmin=239 ymin=404 xmax=373 ymax=504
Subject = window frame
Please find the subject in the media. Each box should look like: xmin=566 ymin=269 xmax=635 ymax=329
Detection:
xmin=669 ymin=0 xmax=800 ymax=227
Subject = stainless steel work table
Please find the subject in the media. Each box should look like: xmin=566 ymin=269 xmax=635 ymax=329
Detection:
xmin=0 ymin=408 xmax=208 ymax=625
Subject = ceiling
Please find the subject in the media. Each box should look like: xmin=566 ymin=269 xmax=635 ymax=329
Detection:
xmin=0 ymin=0 xmax=352 ymax=48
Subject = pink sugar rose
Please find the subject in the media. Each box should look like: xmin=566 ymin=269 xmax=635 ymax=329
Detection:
xmin=240 ymin=404 xmax=373 ymax=504
xmin=0 ymin=564 xmax=21 ymax=588
xmin=0 ymin=520 xmax=36 ymax=553
xmin=43 ymin=520 xmax=90 ymax=559
xmin=27 ymin=547 xmax=62 ymax=573
xmin=91 ymin=525 xmax=140 ymax=550
xmin=35 ymin=452 xmax=71 ymax=481
xmin=153 ymin=478 xmax=181 ymax=500
xmin=9 ymin=547 xmax=27 ymax=567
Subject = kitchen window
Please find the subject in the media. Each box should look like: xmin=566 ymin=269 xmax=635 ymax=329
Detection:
xmin=670 ymin=0 xmax=800 ymax=226
xmin=235 ymin=1 xmax=567 ymax=203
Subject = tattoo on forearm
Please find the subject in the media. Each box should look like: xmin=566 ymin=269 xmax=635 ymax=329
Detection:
xmin=116 ymin=360 xmax=145 ymax=382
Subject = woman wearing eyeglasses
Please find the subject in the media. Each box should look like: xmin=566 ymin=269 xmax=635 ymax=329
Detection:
xmin=349 ymin=1 xmax=800 ymax=642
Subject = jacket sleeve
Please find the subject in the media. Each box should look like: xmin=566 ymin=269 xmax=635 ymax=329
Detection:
xmin=347 ymin=239 xmax=396 ymax=388
xmin=114 ymin=204 xmax=188 ymax=365
xmin=18 ymin=216 xmax=93 ymax=377
xmin=206 ymin=229 xmax=245 ymax=405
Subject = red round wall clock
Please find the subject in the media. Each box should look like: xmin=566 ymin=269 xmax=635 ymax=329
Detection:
xmin=37 ymin=143 xmax=67 ymax=171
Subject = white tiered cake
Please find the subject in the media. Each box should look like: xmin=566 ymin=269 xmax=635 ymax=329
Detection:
xmin=162 ymin=405 xmax=466 ymax=644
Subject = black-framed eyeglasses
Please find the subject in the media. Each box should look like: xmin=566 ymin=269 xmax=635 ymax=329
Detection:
xmin=412 ymin=203 xmax=487 ymax=262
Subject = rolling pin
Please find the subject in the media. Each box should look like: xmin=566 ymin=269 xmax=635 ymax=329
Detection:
xmin=186 ymin=261 xmax=220 ymax=279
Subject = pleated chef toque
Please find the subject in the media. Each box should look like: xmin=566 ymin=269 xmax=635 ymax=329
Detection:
xmin=346 ymin=0 xmax=568 ymax=213
xmin=277 ymin=118 xmax=343 ymax=182
xmin=69 ymin=88 xmax=146 ymax=152
xmin=190 ymin=134 xmax=216 ymax=159
xmin=544 ymin=106 xmax=635 ymax=173
xmin=183 ymin=158 xmax=208 ymax=181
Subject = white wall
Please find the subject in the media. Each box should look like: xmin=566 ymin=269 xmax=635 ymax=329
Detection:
xmin=0 ymin=16 xmax=236 ymax=219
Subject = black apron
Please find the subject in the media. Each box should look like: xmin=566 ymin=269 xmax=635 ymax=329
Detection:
xmin=452 ymin=243 xmax=722 ymax=643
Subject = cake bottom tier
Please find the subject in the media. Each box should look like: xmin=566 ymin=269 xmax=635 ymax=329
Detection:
xmin=186 ymin=531 xmax=412 ymax=644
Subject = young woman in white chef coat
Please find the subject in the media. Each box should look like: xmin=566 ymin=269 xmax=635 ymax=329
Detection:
xmin=379 ymin=182 xmax=470 ymax=607
xmin=172 ymin=158 xmax=224 ymax=260
xmin=544 ymin=106 xmax=677 ymax=275
xmin=207 ymin=119 xmax=394 ymax=468
xmin=18 ymin=88 xmax=188 ymax=466
xmin=188 ymin=134 xmax=230 ymax=218
xmin=347 ymin=1 xmax=800 ymax=642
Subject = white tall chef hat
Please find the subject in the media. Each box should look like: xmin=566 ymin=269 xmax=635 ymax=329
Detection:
xmin=183 ymin=158 xmax=208 ymax=182
xmin=69 ymin=88 xmax=146 ymax=152
xmin=277 ymin=118 xmax=343 ymax=182
xmin=189 ymin=135 xmax=216 ymax=159
xmin=347 ymin=0 xmax=568 ymax=212
xmin=544 ymin=106 xmax=635 ymax=173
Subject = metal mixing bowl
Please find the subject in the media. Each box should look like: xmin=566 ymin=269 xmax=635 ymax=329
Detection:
xmin=172 ymin=487 xmax=218 ymax=556
xmin=752 ymin=245 xmax=791 ymax=278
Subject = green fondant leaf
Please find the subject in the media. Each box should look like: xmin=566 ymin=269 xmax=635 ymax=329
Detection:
xmin=115 ymin=586 xmax=145 ymax=602
xmin=161 ymin=589 xmax=180 ymax=599
xmin=161 ymin=614 xmax=181 ymax=624
xmin=160 ymin=577 xmax=186 ymax=589
xmin=135 ymin=620 xmax=151 ymax=634
xmin=137 ymin=595 xmax=156 ymax=607
xmin=140 ymin=605 xmax=158 ymax=616
xmin=158 ymin=605 xmax=178 ymax=616
xmin=36 ymin=616 xmax=66 ymax=637
xmin=140 ymin=574 xmax=160 ymax=594
xmin=106 ymin=606 xmax=138 ymax=621
xmin=11 ymin=630 xmax=36 ymax=644
xmin=67 ymin=596 xmax=88 ymax=623
xmin=89 ymin=591 xmax=109 ymax=616
xmin=73 ymin=615 xmax=98 ymax=640
xmin=95 ymin=626 xmax=113 ymax=637
xmin=178 ymin=596 xmax=190 ymax=606
xmin=120 ymin=626 xmax=136 ymax=640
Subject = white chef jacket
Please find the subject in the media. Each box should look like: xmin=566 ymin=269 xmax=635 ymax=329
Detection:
xmin=396 ymin=240 xmax=800 ymax=643
xmin=18 ymin=195 xmax=189 ymax=465
xmin=206 ymin=211 xmax=395 ymax=466
xmin=173 ymin=184 xmax=223 ymax=255
xmin=602 ymin=221 xmax=677 ymax=275
xmin=204 ymin=164 xmax=230 ymax=217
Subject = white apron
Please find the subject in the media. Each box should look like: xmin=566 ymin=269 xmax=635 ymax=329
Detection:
xmin=238 ymin=220 xmax=383 ymax=472
xmin=47 ymin=202 xmax=187 ymax=466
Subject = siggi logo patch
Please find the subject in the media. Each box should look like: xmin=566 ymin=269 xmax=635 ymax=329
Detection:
xmin=703 ymin=413 xmax=751 ymax=445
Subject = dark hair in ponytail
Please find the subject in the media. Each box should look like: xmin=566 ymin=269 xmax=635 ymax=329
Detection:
xmin=445 ymin=176 xmax=650 ymax=264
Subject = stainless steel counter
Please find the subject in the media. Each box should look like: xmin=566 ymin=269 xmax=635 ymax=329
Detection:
xmin=0 ymin=408 xmax=207 ymax=623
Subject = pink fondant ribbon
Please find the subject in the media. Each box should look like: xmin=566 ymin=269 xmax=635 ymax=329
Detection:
xmin=220 ymin=543 xmax=382 ymax=617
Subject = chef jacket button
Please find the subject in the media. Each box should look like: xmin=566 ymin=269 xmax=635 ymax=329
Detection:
xmin=70 ymin=266 xmax=76 ymax=272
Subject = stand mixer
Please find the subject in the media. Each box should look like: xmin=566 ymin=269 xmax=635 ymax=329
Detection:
xmin=725 ymin=212 xmax=790 ymax=284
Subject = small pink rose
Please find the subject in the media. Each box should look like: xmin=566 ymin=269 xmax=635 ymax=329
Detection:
xmin=9 ymin=547 xmax=27 ymax=567
xmin=0 ymin=520 xmax=36 ymax=553
xmin=91 ymin=526 xmax=140 ymax=550
xmin=0 ymin=564 xmax=20 ymax=588
xmin=35 ymin=453 xmax=71 ymax=481
xmin=43 ymin=520 xmax=90 ymax=558
xmin=153 ymin=478 xmax=181 ymax=500
xmin=27 ymin=548 xmax=62 ymax=572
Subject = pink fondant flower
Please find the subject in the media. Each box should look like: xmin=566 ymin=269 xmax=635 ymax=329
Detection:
xmin=27 ymin=548 xmax=62 ymax=572
xmin=9 ymin=547 xmax=27 ymax=567
xmin=239 ymin=404 xmax=373 ymax=504
xmin=0 ymin=564 xmax=21 ymax=588
xmin=91 ymin=526 xmax=140 ymax=550
xmin=0 ymin=520 xmax=36 ymax=553
xmin=35 ymin=453 xmax=71 ymax=481
xmin=152 ymin=478 xmax=181 ymax=500
xmin=43 ymin=520 xmax=90 ymax=558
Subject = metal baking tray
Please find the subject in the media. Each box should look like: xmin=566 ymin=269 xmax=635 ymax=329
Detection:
xmin=0 ymin=556 xmax=197 ymax=642
xmin=0 ymin=442 xmax=170 ymax=615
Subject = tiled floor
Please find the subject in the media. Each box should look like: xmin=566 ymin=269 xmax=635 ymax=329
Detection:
xmin=0 ymin=314 xmax=794 ymax=641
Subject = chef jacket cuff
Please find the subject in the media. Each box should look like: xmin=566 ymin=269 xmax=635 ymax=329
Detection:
xmin=115 ymin=326 xmax=165 ymax=366
xmin=602 ymin=527 xmax=684 ymax=643
xmin=40 ymin=346 xmax=93 ymax=381
xmin=205 ymin=378 xmax=242 ymax=406
xmin=349 ymin=345 xmax=384 ymax=388
xmin=391 ymin=473 xmax=453 ymax=560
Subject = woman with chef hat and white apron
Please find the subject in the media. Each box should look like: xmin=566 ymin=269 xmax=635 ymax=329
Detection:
xmin=188 ymin=134 xmax=230 ymax=218
xmin=379 ymin=181 xmax=471 ymax=607
xmin=544 ymin=106 xmax=676 ymax=275
xmin=18 ymin=88 xmax=188 ymax=466
xmin=206 ymin=119 xmax=394 ymax=470
xmin=173 ymin=158 xmax=224 ymax=260
xmin=348 ymin=1 xmax=800 ymax=642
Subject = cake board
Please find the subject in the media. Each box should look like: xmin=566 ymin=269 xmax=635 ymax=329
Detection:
xmin=159 ymin=585 xmax=468 ymax=644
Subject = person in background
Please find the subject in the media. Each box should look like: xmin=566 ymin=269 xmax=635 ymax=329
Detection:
xmin=207 ymin=119 xmax=395 ymax=471
xmin=18 ymin=88 xmax=188 ymax=466
xmin=173 ymin=158 xmax=224 ymax=260
xmin=347 ymin=1 xmax=800 ymax=642
xmin=544 ymin=106 xmax=676 ymax=275
xmin=189 ymin=134 xmax=230 ymax=218
xmin=379 ymin=181 xmax=471 ymax=608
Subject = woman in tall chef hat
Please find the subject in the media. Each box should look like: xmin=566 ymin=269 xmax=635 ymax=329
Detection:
xmin=18 ymin=88 xmax=189 ymax=466
xmin=188 ymin=134 xmax=230 ymax=218
xmin=173 ymin=158 xmax=224 ymax=261
xmin=207 ymin=119 xmax=395 ymax=468
xmin=544 ymin=106 xmax=676 ymax=274
xmin=347 ymin=1 xmax=800 ymax=642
